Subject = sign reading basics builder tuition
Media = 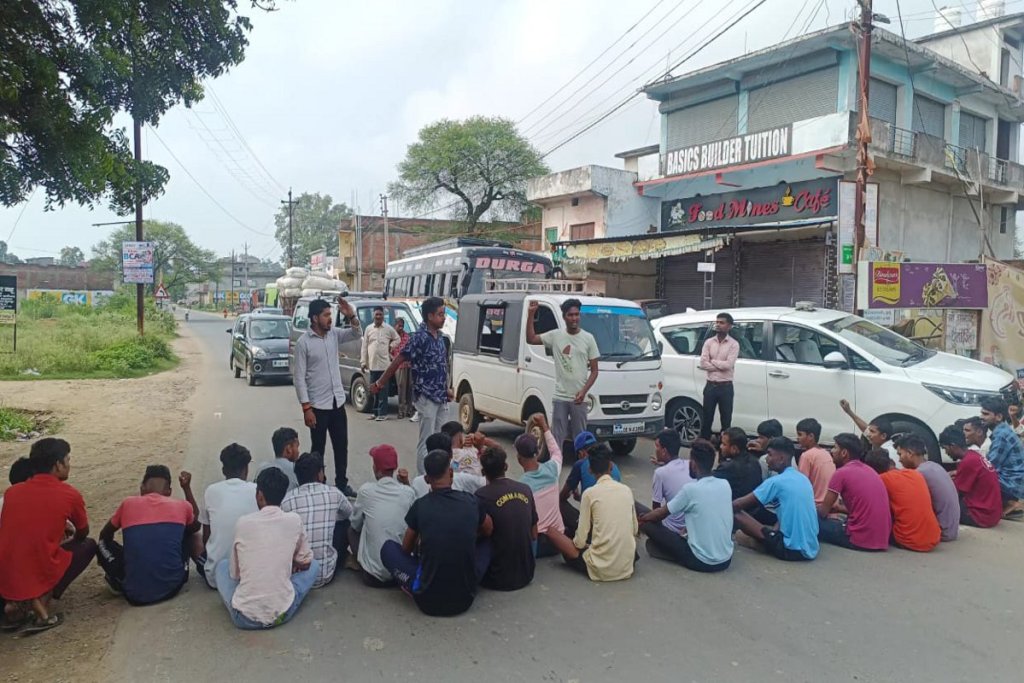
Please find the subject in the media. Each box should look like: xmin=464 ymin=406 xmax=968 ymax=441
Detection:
xmin=122 ymin=241 xmax=155 ymax=284
xmin=661 ymin=178 xmax=837 ymax=232
xmin=661 ymin=125 xmax=792 ymax=176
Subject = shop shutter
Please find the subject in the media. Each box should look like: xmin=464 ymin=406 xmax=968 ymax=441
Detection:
xmin=738 ymin=237 xmax=827 ymax=307
xmin=911 ymin=94 xmax=945 ymax=138
xmin=747 ymin=67 xmax=838 ymax=132
xmin=958 ymin=111 xmax=988 ymax=151
xmin=868 ymin=78 xmax=898 ymax=124
xmin=661 ymin=246 xmax=736 ymax=313
xmin=665 ymin=96 xmax=739 ymax=150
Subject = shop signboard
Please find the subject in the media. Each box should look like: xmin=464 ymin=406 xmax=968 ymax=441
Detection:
xmin=661 ymin=125 xmax=792 ymax=176
xmin=661 ymin=178 xmax=837 ymax=233
xmin=0 ymin=275 xmax=15 ymax=352
xmin=122 ymin=241 xmax=155 ymax=284
xmin=868 ymin=262 xmax=988 ymax=309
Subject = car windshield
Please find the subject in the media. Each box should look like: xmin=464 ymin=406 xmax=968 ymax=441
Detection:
xmin=249 ymin=319 xmax=291 ymax=340
xmin=579 ymin=305 xmax=660 ymax=360
xmin=821 ymin=315 xmax=933 ymax=366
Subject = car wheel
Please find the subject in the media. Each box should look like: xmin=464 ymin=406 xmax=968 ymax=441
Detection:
xmin=246 ymin=363 xmax=257 ymax=386
xmin=351 ymin=376 xmax=371 ymax=413
xmin=891 ymin=418 xmax=941 ymax=463
xmin=459 ymin=392 xmax=481 ymax=433
xmin=668 ymin=398 xmax=702 ymax=444
xmin=610 ymin=438 xmax=637 ymax=456
xmin=232 ymin=357 xmax=241 ymax=379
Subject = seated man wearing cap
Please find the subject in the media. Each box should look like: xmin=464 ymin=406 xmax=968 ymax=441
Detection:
xmin=544 ymin=445 xmax=638 ymax=582
xmin=517 ymin=413 xmax=565 ymax=558
xmin=410 ymin=433 xmax=486 ymax=499
xmin=381 ymin=449 xmax=493 ymax=616
xmin=560 ymin=431 xmax=621 ymax=537
xmin=97 ymin=465 xmax=202 ymax=605
xmin=348 ymin=444 xmax=417 ymax=587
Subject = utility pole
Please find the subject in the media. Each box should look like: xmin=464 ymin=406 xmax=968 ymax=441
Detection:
xmin=133 ymin=117 xmax=145 ymax=335
xmin=355 ymin=213 xmax=363 ymax=290
xmin=380 ymin=194 xmax=390 ymax=274
xmin=281 ymin=188 xmax=297 ymax=267
xmin=853 ymin=0 xmax=874 ymax=309
xmin=243 ymin=242 xmax=249 ymax=310
xmin=230 ymin=249 xmax=235 ymax=309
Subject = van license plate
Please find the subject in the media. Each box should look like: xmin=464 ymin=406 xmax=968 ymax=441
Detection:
xmin=273 ymin=360 xmax=289 ymax=368
xmin=613 ymin=422 xmax=644 ymax=435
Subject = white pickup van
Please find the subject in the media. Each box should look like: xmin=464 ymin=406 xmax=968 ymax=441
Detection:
xmin=452 ymin=292 xmax=665 ymax=456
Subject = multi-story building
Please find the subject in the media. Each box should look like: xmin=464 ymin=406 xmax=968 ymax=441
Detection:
xmin=529 ymin=9 xmax=1024 ymax=312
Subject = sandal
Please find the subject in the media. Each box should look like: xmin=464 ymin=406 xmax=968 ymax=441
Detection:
xmin=20 ymin=613 xmax=63 ymax=635
xmin=1003 ymin=509 xmax=1024 ymax=521
xmin=1 ymin=613 xmax=29 ymax=632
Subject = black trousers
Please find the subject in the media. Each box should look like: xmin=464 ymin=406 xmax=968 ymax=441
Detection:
xmin=701 ymin=382 xmax=734 ymax=439
xmin=310 ymin=399 xmax=349 ymax=489
xmin=97 ymin=538 xmax=187 ymax=605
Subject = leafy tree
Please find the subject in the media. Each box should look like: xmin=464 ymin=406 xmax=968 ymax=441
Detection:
xmin=388 ymin=116 xmax=548 ymax=234
xmin=0 ymin=1 xmax=274 ymax=213
xmin=0 ymin=241 xmax=20 ymax=264
xmin=58 ymin=246 xmax=85 ymax=267
xmin=91 ymin=220 xmax=219 ymax=300
xmin=274 ymin=192 xmax=352 ymax=267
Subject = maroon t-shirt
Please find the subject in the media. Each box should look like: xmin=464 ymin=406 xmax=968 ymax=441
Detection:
xmin=954 ymin=451 xmax=1002 ymax=528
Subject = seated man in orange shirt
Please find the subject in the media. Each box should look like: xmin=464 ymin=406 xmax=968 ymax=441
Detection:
xmin=864 ymin=448 xmax=940 ymax=552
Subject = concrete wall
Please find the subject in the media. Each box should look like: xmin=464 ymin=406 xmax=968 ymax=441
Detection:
xmin=585 ymin=258 xmax=658 ymax=300
xmin=541 ymin=195 xmax=607 ymax=245
xmin=0 ymin=263 xmax=116 ymax=299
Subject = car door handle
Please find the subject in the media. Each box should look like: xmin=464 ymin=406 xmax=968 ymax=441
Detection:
xmin=524 ymin=356 xmax=532 ymax=362
xmin=768 ymin=370 xmax=790 ymax=379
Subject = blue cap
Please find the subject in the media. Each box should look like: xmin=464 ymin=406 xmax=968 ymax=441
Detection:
xmin=573 ymin=431 xmax=598 ymax=452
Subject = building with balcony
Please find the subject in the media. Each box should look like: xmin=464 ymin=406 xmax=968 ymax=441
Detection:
xmin=537 ymin=9 xmax=1024 ymax=312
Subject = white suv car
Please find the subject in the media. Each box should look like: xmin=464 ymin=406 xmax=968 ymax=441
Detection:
xmin=653 ymin=305 xmax=1016 ymax=460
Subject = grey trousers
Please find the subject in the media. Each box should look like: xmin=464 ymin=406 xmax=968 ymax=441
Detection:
xmin=552 ymin=399 xmax=588 ymax=454
xmin=415 ymin=395 xmax=449 ymax=475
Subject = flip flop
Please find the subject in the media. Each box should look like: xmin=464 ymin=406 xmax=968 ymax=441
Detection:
xmin=20 ymin=613 xmax=63 ymax=636
xmin=1003 ymin=509 xmax=1024 ymax=521
xmin=1 ymin=613 xmax=29 ymax=632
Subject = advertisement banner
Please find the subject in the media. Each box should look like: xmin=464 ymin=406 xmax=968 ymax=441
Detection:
xmin=661 ymin=178 xmax=837 ymax=233
xmin=980 ymin=258 xmax=1024 ymax=383
xmin=27 ymin=289 xmax=114 ymax=307
xmin=868 ymin=262 xmax=988 ymax=309
xmin=122 ymin=241 xmax=155 ymax=284
xmin=0 ymin=275 xmax=15 ymax=325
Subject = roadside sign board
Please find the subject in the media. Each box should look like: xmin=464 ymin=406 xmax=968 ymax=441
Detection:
xmin=154 ymin=284 xmax=170 ymax=300
xmin=122 ymin=241 xmax=155 ymax=284
xmin=0 ymin=274 xmax=16 ymax=352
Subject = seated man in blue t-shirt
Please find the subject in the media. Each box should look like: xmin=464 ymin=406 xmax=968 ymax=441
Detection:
xmin=732 ymin=437 xmax=819 ymax=562
xmin=559 ymin=431 xmax=620 ymax=537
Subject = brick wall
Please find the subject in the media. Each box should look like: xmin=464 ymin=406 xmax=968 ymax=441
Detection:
xmin=0 ymin=264 xmax=116 ymax=297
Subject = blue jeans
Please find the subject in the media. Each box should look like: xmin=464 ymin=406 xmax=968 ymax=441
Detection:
xmin=214 ymin=558 xmax=319 ymax=630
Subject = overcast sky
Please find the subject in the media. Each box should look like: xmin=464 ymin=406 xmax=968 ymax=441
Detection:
xmin=0 ymin=0 xmax=997 ymax=263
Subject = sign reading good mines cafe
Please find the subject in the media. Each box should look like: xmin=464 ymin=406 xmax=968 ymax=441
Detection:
xmin=661 ymin=125 xmax=793 ymax=176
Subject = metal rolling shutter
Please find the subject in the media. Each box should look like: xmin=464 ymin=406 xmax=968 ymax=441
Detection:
xmin=665 ymin=96 xmax=739 ymax=150
xmin=661 ymin=246 xmax=736 ymax=313
xmin=747 ymin=67 xmax=838 ymax=132
xmin=738 ymin=237 xmax=827 ymax=307
xmin=868 ymin=78 xmax=898 ymax=123
xmin=959 ymin=111 xmax=988 ymax=151
xmin=912 ymin=95 xmax=945 ymax=138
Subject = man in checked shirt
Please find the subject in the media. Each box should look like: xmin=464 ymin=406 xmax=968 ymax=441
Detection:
xmin=281 ymin=453 xmax=353 ymax=588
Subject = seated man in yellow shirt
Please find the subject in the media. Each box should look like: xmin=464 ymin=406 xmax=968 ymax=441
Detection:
xmin=541 ymin=445 xmax=638 ymax=581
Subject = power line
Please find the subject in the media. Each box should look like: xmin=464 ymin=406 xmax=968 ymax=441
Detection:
xmin=5 ymin=188 xmax=37 ymax=244
xmin=148 ymin=126 xmax=274 ymax=238
xmin=206 ymin=87 xmax=287 ymax=195
xmin=186 ymin=109 xmax=280 ymax=208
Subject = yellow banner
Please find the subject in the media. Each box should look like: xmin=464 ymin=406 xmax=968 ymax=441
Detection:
xmin=980 ymin=258 xmax=1024 ymax=384
xmin=870 ymin=262 xmax=901 ymax=306
xmin=564 ymin=233 xmax=724 ymax=263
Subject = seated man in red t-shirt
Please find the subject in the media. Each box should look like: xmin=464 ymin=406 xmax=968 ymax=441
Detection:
xmin=940 ymin=425 xmax=1002 ymax=528
xmin=97 ymin=466 xmax=202 ymax=605
xmin=0 ymin=438 xmax=96 ymax=634
xmin=864 ymin=448 xmax=940 ymax=552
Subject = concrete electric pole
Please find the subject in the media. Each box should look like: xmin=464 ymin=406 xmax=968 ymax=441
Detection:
xmin=380 ymin=194 xmax=390 ymax=272
xmin=281 ymin=188 xmax=297 ymax=267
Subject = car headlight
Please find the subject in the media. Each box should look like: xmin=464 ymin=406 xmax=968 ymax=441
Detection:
xmin=651 ymin=391 xmax=663 ymax=412
xmin=923 ymin=383 xmax=1001 ymax=406
xmin=586 ymin=394 xmax=596 ymax=414
xmin=252 ymin=346 xmax=268 ymax=359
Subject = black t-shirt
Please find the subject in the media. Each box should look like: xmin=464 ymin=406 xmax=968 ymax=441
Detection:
xmin=714 ymin=454 xmax=763 ymax=499
xmin=475 ymin=478 xmax=538 ymax=591
xmin=405 ymin=488 xmax=485 ymax=617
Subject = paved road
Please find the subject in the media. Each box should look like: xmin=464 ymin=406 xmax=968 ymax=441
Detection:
xmin=102 ymin=311 xmax=1024 ymax=683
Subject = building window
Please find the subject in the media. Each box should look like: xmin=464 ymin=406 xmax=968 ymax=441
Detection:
xmin=571 ymin=197 xmax=580 ymax=207
xmin=570 ymin=222 xmax=595 ymax=240
xmin=545 ymin=227 xmax=558 ymax=246
xmin=1000 ymin=207 xmax=1010 ymax=234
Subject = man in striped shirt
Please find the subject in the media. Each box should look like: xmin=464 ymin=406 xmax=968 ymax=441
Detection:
xmin=281 ymin=453 xmax=353 ymax=588
xmin=516 ymin=413 xmax=564 ymax=557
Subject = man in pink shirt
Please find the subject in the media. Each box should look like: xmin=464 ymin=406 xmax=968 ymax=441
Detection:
xmin=517 ymin=413 xmax=564 ymax=557
xmin=796 ymin=418 xmax=836 ymax=505
xmin=816 ymin=433 xmax=891 ymax=551
xmin=214 ymin=468 xmax=318 ymax=629
xmin=698 ymin=312 xmax=740 ymax=440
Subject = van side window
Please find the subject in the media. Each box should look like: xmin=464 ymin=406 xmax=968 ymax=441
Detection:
xmin=479 ymin=306 xmax=506 ymax=355
xmin=532 ymin=305 xmax=558 ymax=337
xmin=293 ymin=305 xmax=309 ymax=330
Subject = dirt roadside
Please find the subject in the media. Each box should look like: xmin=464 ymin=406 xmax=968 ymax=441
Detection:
xmin=0 ymin=332 xmax=200 ymax=683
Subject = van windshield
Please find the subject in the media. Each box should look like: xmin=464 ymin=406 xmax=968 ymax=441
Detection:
xmin=579 ymin=305 xmax=660 ymax=361
xmin=820 ymin=315 xmax=934 ymax=366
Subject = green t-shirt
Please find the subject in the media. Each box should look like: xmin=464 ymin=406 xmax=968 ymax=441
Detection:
xmin=540 ymin=328 xmax=600 ymax=401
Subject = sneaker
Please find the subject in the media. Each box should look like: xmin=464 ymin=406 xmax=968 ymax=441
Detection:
xmin=366 ymin=414 xmax=377 ymax=420
xmin=341 ymin=484 xmax=358 ymax=498
xmin=410 ymin=412 xmax=420 ymax=423
xmin=375 ymin=415 xmax=386 ymax=422
xmin=104 ymin=574 xmax=123 ymax=596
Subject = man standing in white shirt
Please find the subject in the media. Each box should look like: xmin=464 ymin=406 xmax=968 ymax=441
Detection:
xmin=194 ymin=444 xmax=258 ymax=589
xmin=293 ymin=297 xmax=361 ymax=497
xmin=698 ymin=312 xmax=740 ymax=440
xmin=361 ymin=306 xmax=399 ymax=422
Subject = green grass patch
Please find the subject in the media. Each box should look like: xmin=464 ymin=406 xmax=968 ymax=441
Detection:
xmin=0 ymin=408 xmax=59 ymax=441
xmin=0 ymin=291 xmax=179 ymax=380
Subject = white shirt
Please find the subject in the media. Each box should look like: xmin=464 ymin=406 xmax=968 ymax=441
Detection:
xmin=361 ymin=323 xmax=399 ymax=371
xmin=199 ymin=478 xmax=258 ymax=587
xmin=411 ymin=472 xmax=485 ymax=499
xmin=350 ymin=477 xmax=417 ymax=582
xmin=255 ymin=458 xmax=299 ymax=490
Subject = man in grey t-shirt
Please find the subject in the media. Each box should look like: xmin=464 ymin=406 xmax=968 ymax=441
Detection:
xmin=896 ymin=433 xmax=959 ymax=541
xmin=525 ymin=298 xmax=599 ymax=452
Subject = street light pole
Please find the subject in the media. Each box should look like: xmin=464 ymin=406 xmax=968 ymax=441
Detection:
xmin=133 ymin=117 xmax=145 ymax=335
xmin=281 ymin=188 xmax=297 ymax=268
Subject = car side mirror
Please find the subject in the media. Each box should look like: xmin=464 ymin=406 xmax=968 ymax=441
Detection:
xmin=658 ymin=340 xmax=664 ymax=354
xmin=226 ymin=328 xmax=232 ymax=334
xmin=823 ymin=351 xmax=848 ymax=370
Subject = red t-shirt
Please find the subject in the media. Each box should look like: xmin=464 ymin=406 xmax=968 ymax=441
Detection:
xmin=0 ymin=474 xmax=89 ymax=600
xmin=955 ymin=451 xmax=1003 ymax=528
xmin=879 ymin=469 xmax=941 ymax=552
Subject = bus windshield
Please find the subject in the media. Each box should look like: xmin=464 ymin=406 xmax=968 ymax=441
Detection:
xmin=579 ymin=305 xmax=660 ymax=361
